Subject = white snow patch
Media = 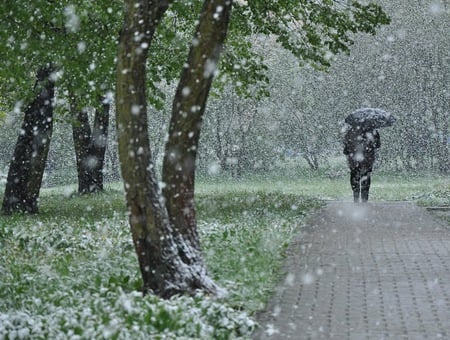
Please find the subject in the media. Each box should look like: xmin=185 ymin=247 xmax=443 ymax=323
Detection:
xmin=103 ymin=91 xmax=114 ymax=104
xmin=136 ymin=147 xmax=144 ymax=155
xmin=131 ymin=105 xmax=140 ymax=115
xmin=207 ymin=162 xmax=221 ymax=175
xmin=214 ymin=6 xmax=224 ymax=19
xmin=181 ymin=86 xmax=191 ymax=97
xmin=429 ymin=1 xmax=444 ymax=14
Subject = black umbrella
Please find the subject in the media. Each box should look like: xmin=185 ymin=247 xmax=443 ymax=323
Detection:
xmin=345 ymin=108 xmax=395 ymax=130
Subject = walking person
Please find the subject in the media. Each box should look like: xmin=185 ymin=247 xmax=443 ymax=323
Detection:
xmin=343 ymin=127 xmax=380 ymax=202
xmin=343 ymin=108 xmax=394 ymax=203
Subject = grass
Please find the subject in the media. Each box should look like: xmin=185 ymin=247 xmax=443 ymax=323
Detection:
xmin=197 ymin=172 xmax=450 ymax=202
xmin=1 ymin=170 xmax=449 ymax=338
xmin=197 ymin=191 xmax=320 ymax=313
xmin=0 ymin=184 xmax=320 ymax=339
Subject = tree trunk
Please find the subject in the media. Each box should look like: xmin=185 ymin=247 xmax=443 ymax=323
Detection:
xmin=71 ymin=99 xmax=110 ymax=194
xmin=2 ymin=66 xmax=55 ymax=214
xmin=91 ymin=102 xmax=110 ymax=189
xmin=116 ymin=0 xmax=231 ymax=298
xmin=162 ymin=0 xmax=233 ymax=249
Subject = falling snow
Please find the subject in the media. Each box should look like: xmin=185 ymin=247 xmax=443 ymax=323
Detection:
xmin=0 ymin=0 xmax=449 ymax=338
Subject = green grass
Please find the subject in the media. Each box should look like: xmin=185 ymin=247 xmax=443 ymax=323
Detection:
xmin=0 ymin=185 xmax=320 ymax=339
xmin=197 ymin=173 xmax=450 ymax=202
xmin=197 ymin=191 xmax=320 ymax=313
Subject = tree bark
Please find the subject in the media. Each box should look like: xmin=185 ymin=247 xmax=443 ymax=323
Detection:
xmin=162 ymin=0 xmax=233 ymax=249
xmin=116 ymin=0 xmax=164 ymax=294
xmin=71 ymin=99 xmax=110 ymax=194
xmin=2 ymin=66 xmax=55 ymax=214
xmin=116 ymin=0 xmax=230 ymax=298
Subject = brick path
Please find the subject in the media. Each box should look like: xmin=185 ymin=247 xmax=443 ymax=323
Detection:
xmin=253 ymin=201 xmax=450 ymax=339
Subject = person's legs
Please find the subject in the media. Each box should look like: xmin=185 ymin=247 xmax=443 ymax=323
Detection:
xmin=361 ymin=171 xmax=371 ymax=202
xmin=350 ymin=168 xmax=360 ymax=203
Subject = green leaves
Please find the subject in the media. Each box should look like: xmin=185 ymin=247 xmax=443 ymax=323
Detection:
xmin=0 ymin=0 xmax=390 ymax=109
xmin=0 ymin=0 xmax=123 ymax=108
xmin=238 ymin=0 xmax=390 ymax=71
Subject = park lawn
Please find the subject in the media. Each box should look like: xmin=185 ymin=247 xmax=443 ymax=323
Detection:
xmin=0 ymin=185 xmax=319 ymax=339
xmin=196 ymin=172 xmax=450 ymax=202
xmin=0 ymin=173 xmax=449 ymax=338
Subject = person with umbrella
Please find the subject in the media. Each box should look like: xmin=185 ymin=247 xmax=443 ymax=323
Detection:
xmin=343 ymin=108 xmax=394 ymax=203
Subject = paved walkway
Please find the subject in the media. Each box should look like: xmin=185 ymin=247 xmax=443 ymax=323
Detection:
xmin=253 ymin=201 xmax=450 ymax=339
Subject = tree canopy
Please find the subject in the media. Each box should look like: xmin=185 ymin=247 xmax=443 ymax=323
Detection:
xmin=0 ymin=1 xmax=390 ymax=110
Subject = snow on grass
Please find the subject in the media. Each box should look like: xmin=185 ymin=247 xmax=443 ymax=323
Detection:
xmin=0 ymin=189 xmax=319 ymax=339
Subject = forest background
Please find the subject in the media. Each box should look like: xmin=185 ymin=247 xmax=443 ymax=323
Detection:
xmin=1 ymin=0 xmax=448 ymax=188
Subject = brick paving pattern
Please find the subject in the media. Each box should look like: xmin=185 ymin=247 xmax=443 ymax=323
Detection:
xmin=254 ymin=202 xmax=450 ymax=339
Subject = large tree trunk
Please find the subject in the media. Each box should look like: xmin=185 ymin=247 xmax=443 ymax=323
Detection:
xmin=2 ymin=66 xmax=55 ymax=214
xmin=116 ymin=0 xmax=231 ymax=298
xmin=71 ymin=99 xmax=110 ymax=194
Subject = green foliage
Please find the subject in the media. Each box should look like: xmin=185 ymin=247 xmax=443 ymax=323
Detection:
xmin=239 ymin=0 xmax=390 ymax=70
xmin=0 ymin=187 xmax=319 ymax=338
xmin=0 ymin=1 xmax=123 ymax=108
xmin=218 ymin=38 xmax=270 ymax=99
xmin=198 ymin=191 xmax=321 ymax=312
xmin=0 ymin=0 xmax=390 ymax=111
xmin=0 ymin=99 xmax=6 ymax=123
xmin=38 ymin=187 xmax=126 ymax=222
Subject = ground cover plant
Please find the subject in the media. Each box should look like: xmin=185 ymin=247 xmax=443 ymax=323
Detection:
xmin=0 ymin=186 xmax=319 ymax=339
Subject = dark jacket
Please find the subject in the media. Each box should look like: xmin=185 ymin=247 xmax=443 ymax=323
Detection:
xmin=343 ymin=128 xmax=380 ymax=171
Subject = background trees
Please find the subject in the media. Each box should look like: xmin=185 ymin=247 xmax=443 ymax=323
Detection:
xmin=0 ymin=1 xmax=121 ymax=211
xmin=196 ymin=0 xmax=450 ymax=177
xmin=0 ymin=0 xmax=389 ymax=297
xmin=0 ymin=0 xmax=390 ymax=213
xmin=3 ymin=1 xmax=447 ymax=183
xmin=278 ymin=0 xmax=450 ymax=174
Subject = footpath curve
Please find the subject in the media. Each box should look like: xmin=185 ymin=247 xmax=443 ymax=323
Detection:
xmin=253 ymin=201 xmax=450 ymax=339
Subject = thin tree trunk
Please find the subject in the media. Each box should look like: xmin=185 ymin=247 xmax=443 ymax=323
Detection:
xmin=116 ymin=0 xmax=171 ymax=297
xmin=2 ymin=66 xmax=55 ymax=214
xmin=71 ymin=99 xmax=110 ymax=194
xmin=71 ymin=105 xmax=92 ymax=193
xmin=90 ymin=101 xmax=110 ymax=189
xmin=438 ymin=111 xmax=449 ymax=174
xmin=162 ymin=0 xmax=233 ymax=250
